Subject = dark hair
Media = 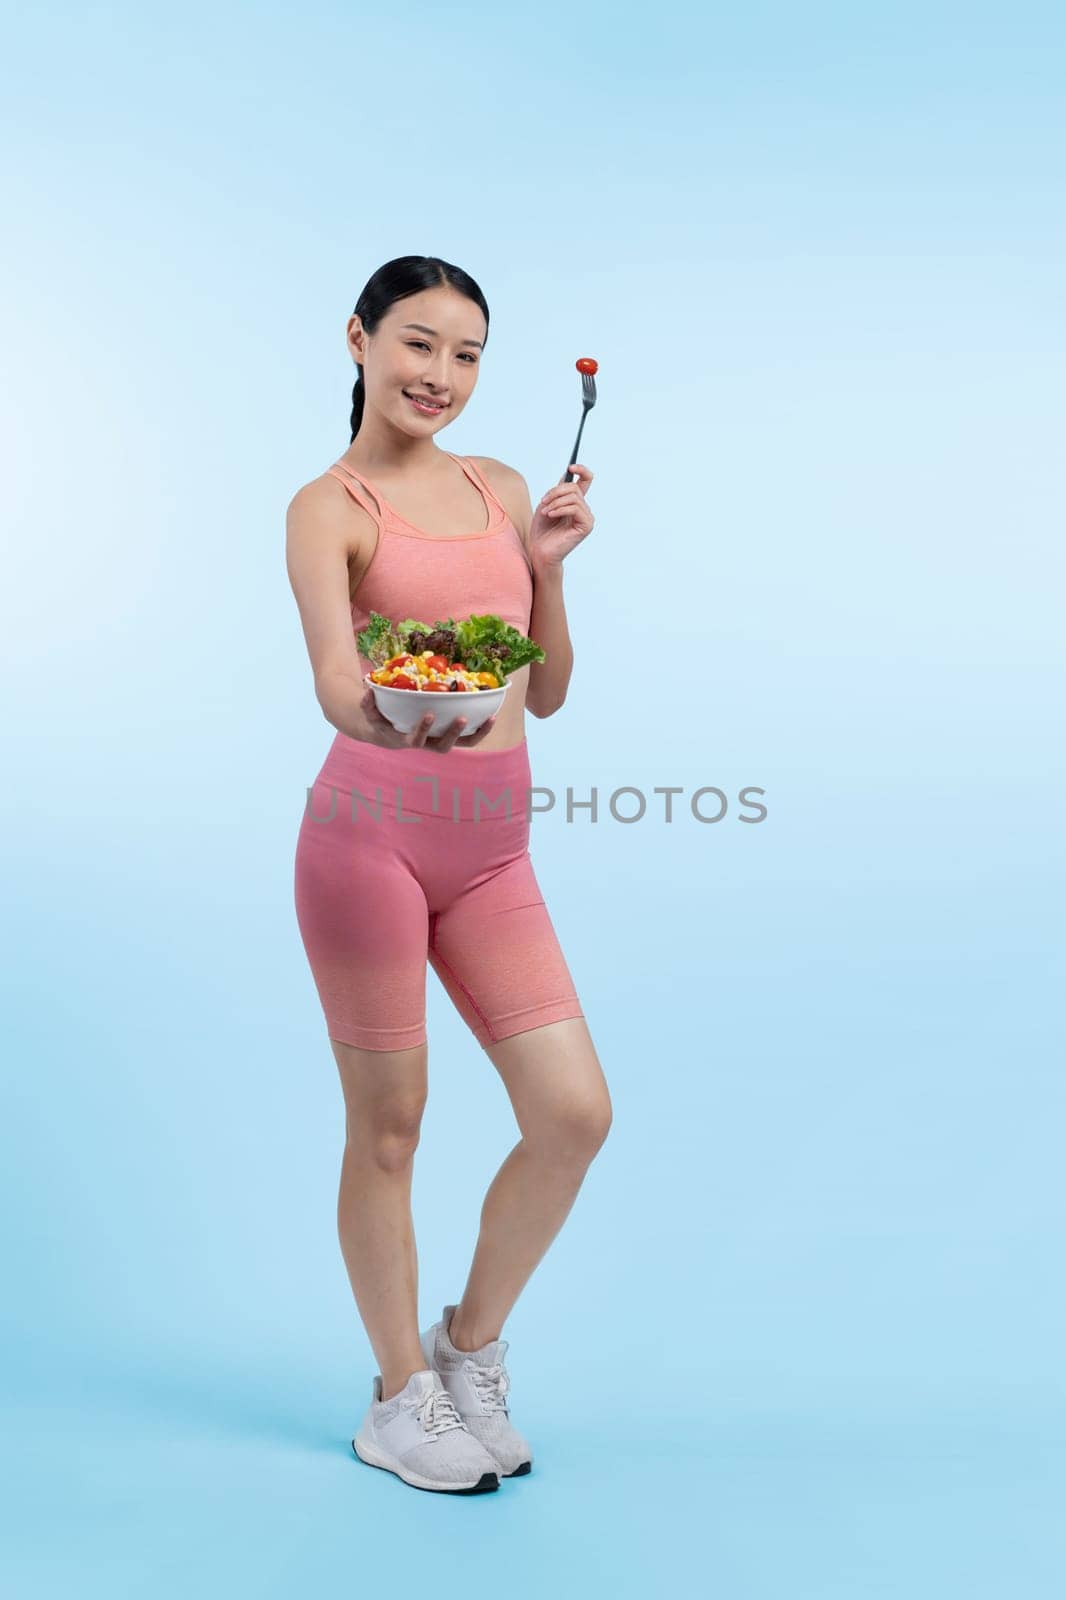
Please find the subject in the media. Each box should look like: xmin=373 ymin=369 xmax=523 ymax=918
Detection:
xmin=348 ymin=256 xmax=490 ymax=442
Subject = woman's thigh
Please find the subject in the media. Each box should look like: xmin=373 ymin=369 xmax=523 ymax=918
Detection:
xmin=427 ymin=849 xmax=587 ymax=1051
xmin=294 ymin=782 xmax=431 ymax=1053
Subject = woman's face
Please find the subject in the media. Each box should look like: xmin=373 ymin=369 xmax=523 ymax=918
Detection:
xmin=349 ymin=289 xmax=486 ymax=433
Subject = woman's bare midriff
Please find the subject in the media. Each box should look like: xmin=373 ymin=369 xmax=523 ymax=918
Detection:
xmin=329 ymin=460 xmax=533 ymax=755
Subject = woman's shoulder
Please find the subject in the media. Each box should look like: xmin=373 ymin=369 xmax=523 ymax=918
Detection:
xmin=466 ymin=453 xmax=525 ymax=488
xmin=287 ymin=465 xmax=378 ymax=562
xmin=467 ymin=456 xmax=533 ymax=547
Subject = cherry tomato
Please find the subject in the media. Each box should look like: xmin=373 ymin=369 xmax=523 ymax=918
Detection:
xmin=448 ymin=662 xmax=466 ymax=672
xmin=384 ymin=653 xmax=414 ymax=668
xmin=420 ymin=681 xmax=448 ymax=692
xmin=390 ymin=674 xmax=416 ymax=690
xmin=576 ymin=357 xmax=598 ymax=375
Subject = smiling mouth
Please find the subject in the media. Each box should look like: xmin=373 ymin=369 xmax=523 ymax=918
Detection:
xmin=403 ymin=391 xmax=447 ymax=414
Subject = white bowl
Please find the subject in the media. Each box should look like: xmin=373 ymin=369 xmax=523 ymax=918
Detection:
xmin=364 ymin=672 xmax=509 ymax=737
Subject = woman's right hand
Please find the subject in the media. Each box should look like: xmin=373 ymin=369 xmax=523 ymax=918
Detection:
xmin=355 ymin=685 xmax=498 ymax=752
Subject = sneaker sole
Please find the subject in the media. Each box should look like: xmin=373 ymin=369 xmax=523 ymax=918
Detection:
xmin=351 ymin=1435 xmax=499 ymax=1494
xmin=420 ymin=1328 xmax=533 ymax=1479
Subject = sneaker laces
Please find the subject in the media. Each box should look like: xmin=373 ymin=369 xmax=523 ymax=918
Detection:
xmin=464 ymin=1358 xmax=511 ymax=1414
xmin=407 ymin=1384 xmax=466 ymax=1437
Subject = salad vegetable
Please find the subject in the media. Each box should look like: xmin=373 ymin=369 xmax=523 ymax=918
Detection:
xmin=357 ymin=611 xmax=545 ymax=685
xmin=368 ymin=651 xmax=503 ymax=692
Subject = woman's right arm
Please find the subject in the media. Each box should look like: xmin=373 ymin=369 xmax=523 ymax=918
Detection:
xmin=286 ymin=478 xmax=377 ymax=742
xmin=285 ymin=478 xmax=498 ymax=751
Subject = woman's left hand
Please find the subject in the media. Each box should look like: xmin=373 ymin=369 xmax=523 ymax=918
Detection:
xmin=527 ymin=463 xmax=595 ymax=568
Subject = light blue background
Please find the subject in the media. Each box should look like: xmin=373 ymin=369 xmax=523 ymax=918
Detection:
xmin=2 ymin=0 xmax=1063 ymax=1594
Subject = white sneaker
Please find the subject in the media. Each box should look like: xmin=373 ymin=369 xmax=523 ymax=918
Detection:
xmin=420 ymin=1304 xmax=533 ymax=1477
xmin=352 ymin=1367 xmax=500 ymax=1493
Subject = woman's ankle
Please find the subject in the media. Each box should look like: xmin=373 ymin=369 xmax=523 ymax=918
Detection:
xmin=447 ymin=1306 xmax=501 ymax=1354
xmin=380 ymin=1358 xmax=433 ymax=1402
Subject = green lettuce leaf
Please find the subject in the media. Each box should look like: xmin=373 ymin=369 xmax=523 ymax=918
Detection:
xmin=357 ymin=610 xmax=545 ymax=683
xmin=454 ymin=614 xmax=546 ymax=680
xmin=356 ymin=611 xmax=402 ymax=666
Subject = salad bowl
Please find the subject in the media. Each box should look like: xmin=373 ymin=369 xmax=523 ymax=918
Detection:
xmin=358 ymin=611 xmax=544 ymax=740
xmin=365 ymin=670 xmax=510 ymax=737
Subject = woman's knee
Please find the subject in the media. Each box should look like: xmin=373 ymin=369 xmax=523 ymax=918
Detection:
xmin=331 ymin=1039 xmax=428 ymax=1165
xmin=575 ymin=1092 xmax=613 ymax=1155
xmin=528 ymin=1089 xmax=613 ymax=1162
xmin=350 ymin=1095 xmax=427 ymax=1169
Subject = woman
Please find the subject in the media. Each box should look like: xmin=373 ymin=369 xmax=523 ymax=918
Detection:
xmin=288 ymin=256 xmax=612 ymax=1495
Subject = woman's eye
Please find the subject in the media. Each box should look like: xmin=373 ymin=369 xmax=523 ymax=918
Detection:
xmin=407 ymin=341 xmax=477 ymax=363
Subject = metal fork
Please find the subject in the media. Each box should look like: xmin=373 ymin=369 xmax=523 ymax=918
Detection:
xmin=564 ymin=368 xmax=597 ymax=482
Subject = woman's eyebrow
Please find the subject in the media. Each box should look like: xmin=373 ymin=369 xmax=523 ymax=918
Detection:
xmin=400 ymin=322 xmax=484 ymax=350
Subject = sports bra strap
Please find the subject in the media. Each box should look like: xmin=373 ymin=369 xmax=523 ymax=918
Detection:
xmin=452 ymin=453 xmax=505 ymax=512
xmin=329 ymin=452 xmax=510 ymax=537
xmin=326 ymin=462 xmax=385 ymax=527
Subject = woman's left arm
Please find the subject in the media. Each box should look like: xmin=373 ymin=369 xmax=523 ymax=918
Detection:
xmin=525 ymin=559 xmax=572 ymax=718
xmin=493 ymin=461 xmax=595 ymax=718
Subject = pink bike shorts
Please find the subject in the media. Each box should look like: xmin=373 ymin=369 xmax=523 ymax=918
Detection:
xmin=293 ymin=732 xmax=585 ymax=1052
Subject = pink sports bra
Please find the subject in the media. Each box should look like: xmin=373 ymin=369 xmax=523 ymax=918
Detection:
xmin=327 ymin=452 xmax=535 ymax=678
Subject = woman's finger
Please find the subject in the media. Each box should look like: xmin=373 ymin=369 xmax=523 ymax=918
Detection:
xmin=436 ymin=716 xmax=467 ymax=751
